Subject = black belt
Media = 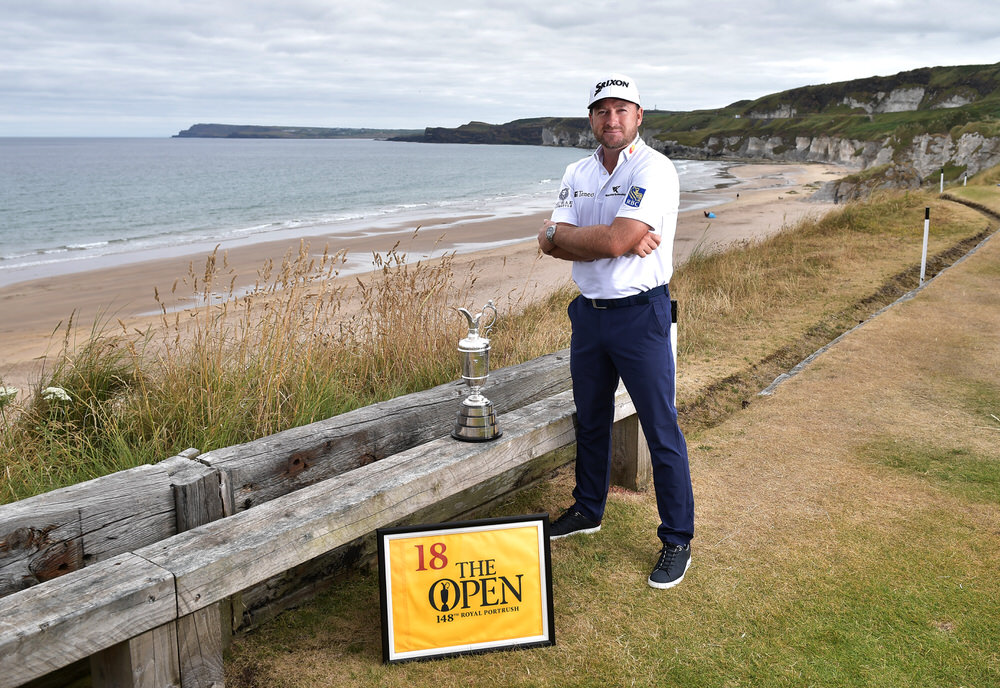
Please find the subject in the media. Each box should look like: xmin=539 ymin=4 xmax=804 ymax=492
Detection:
xmin=587 ymin=284 xmax=668 ymax=309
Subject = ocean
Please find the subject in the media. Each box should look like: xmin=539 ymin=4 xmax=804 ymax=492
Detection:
xmin=0 ymin=138 xmax=732 ymax=288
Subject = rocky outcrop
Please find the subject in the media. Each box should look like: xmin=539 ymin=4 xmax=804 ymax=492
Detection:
xmin=841 ymin=87 xmax=927 ymax=114
xmin=541 ymin=126 xmax=595 ymax=148
xmin=906 ymin=131 xmax=1000 ymax=177
xmin=634 ymin=131 xmax=997 ymax=179
xmin=412 ymin=60 xmax=1000 ymax=190
xmin=810 ymin=164 xmax=923 ymax=204
xmin=748 ymin=105 xmax=797 ymax=119
xmin=533 ymin=122 xmax=1000 ymax=199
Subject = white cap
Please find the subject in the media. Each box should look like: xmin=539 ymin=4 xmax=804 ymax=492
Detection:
xmin=588 ymin=73 xmax=641 ymax=108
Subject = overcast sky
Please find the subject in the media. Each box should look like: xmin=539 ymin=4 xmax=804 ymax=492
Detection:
xmin=3 ymin=0 xmax=999 ymax=137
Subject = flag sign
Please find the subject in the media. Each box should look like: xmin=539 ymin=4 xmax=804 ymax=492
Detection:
xmin=377 ymin=515 xmax=555 ymax=663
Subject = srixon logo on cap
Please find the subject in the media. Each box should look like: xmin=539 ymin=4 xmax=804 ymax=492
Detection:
xmin=594 ymin=78 xmax=630 ymax=96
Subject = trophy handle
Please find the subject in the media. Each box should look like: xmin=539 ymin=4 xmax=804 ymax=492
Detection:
xmin=480 ymin=300 xmax=497 ymax=336
xmin=455 ymin=300 xmax=498 ymax=336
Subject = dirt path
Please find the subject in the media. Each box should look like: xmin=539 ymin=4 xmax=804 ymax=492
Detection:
xmin=689 ymin=223 xmax=1000 ymax=604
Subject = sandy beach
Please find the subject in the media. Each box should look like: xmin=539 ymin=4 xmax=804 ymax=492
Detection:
xmin=0 ymin=162 xmax=845 ymax=391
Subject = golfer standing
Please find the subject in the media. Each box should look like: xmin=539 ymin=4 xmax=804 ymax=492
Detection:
xmin=538 ymin=73 xmax=694 ymax=589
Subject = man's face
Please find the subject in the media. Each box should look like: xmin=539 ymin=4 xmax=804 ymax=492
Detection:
xmin=589 ymin=98 xmax=643 ymax=153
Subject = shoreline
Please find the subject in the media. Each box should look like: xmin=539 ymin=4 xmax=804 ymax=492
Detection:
xmin=0 ymin=162 xmax=844 ymax=391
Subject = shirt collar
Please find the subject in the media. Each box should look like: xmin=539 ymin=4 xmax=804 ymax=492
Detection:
xmin=594 ymin=136 xmax=644 ymax=168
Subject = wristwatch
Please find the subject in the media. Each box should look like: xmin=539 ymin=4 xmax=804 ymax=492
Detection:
xmin=545 ymin=223 xmax=557 ymax=244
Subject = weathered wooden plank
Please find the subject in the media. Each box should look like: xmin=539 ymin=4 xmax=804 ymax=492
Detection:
xmin=91 ymin=622 xmax=180 ymax=688
xmin=213 ymin=351 xmax=577 ymax=636
xmin=198 ymin=350 xmax=572 ymax=512
xmin=76 ymin=469 xmax=177 ymax=564
xmin=0 ymin=464 xmax=178 ymax=599
xmin=229 ymin=535 xmax=373 ymax=634
xmin=162 ymin=452 xmax=228 ymax=683
xmin=0 ymin=382 xmax=638 ymax=685
xmin=0 ymin=504 xmax=82 ymax=598
xmin=139 ymin=386 xmax=636 ymax=616
xmin=0 ymin=553 xmax=176 ymax=688
xmin=0 ymin=352 xmax=570 ymax=603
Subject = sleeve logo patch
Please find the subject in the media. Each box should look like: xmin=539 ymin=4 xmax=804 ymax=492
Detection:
xmin=625 ymin=186 xmax=646 ymax=208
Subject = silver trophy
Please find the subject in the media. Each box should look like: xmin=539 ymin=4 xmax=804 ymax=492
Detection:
xmin=451 ymin=300 xmax=502 ymax=442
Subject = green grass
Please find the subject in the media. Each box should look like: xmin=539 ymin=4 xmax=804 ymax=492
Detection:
xmin=864 ymin=439 xmax=1000 ymax=504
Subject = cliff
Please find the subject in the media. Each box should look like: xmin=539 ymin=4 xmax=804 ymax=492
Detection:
xmin=398 ymin=62 xmax=1000 ymax=183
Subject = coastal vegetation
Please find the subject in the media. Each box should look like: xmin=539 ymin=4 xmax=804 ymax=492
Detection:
xmin=2 ymin=168 xmax=998 ymax=686
xmin=1 ymin=170 xmax=996 ymax=500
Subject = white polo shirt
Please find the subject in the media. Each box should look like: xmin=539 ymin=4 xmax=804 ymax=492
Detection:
xmin=551 ymin=137 xmax=679 ymax=300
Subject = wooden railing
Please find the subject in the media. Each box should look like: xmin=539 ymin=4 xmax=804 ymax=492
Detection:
xmin=0 ymin=350 xmax=652 ymax=688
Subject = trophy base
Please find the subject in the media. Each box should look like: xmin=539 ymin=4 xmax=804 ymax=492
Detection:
xmin=452 ymin=398 xmax=502 ymax=442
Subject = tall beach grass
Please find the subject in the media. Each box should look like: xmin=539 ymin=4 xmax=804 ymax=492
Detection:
xmin=0 ymin=185 xmax=991 ymax=503
xmin=0 ymin=238 xmax=575 ymax=502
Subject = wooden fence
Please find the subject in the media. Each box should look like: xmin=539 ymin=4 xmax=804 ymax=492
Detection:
xmin=0 ymin=350 xmax=652 ymax=688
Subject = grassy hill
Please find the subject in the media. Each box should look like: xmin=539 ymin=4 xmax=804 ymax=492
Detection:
xmin=398 ymin=62 xmax=1000 ymax=178
xmin=643 ymin=61 xmax=1000 ymax=148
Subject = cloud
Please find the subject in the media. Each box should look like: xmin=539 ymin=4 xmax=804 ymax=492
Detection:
xmin=2 ymin=0 xmax=998 ymax=135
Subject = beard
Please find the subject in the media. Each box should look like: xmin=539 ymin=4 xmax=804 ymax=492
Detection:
xmin=594 ymin=122 xmax=638 ymax=152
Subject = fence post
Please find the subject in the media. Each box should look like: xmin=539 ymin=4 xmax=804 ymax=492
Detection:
xmin=920 ymin=207 xmax=930 ymax=285
xmin=169 ymin=450 xmax=227 ymax=687
xmin=90 ymin=624 xmax=181 ymax=688
xmin=611 ymin=414 xmax=652 ymax=491
xmin=90 ymin=449 xmax=226 ymax=688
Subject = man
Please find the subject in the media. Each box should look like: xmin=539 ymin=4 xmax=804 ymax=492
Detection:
xmin=537 ymin=73 xmax=694 ymax=590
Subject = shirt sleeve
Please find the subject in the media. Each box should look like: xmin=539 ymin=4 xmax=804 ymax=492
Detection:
xmin=550 ymin=164 xmax=578 ymax=225
xmin=613 ymin=156 xmax=679 ymax=235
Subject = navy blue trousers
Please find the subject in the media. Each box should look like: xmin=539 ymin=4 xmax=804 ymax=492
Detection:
xmin=567 ymin=289 xmax=694 ymax=546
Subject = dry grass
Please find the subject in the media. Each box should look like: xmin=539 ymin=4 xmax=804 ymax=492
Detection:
xmin=0 ymin=238 xmax=572 ymax=502
xmin=670 ymin=190 xmax=992 ymax=431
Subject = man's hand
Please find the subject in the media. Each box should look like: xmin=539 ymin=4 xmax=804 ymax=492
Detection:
xmin=628 ymin=230 xmax=661 ymax=257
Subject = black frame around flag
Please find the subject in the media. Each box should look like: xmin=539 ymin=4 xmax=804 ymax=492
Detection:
xmin=377 ymin=514 xmax=555 ymax=663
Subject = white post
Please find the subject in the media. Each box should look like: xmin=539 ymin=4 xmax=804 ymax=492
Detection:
xmin=920 ymin=207 xmax=930 ymax=285
xmin=940 ymin=170 xmax=944 ymax=194
xmin=671 ymin=300 xmax=678 ymax=407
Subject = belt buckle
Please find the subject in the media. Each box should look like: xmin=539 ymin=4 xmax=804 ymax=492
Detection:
xmin=590 ymin=298 xmax=607 ymax=310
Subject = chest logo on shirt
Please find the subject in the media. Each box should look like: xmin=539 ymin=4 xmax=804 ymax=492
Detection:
xmin=625 ymin=186 xmax=646 ymax=208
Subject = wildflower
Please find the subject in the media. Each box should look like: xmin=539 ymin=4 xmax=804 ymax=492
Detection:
xmin=0 ymin=386 xmax=18 ymax=406
xmin=42 ymin=386 xmax=72 ymax=402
